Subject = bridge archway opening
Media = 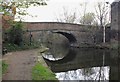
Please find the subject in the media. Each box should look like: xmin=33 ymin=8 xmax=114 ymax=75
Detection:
xmin=52 ymin=31 xmax=77 ymax=44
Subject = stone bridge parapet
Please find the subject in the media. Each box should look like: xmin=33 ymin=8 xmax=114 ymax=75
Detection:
xmin=24 ymin=22 xmax=110 ymax=46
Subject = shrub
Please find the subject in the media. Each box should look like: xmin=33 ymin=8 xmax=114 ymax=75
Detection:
xmin=4 ymin=42 xmax=40 ymax=52
xmin=7 ymin=21 xmax=25 ymax=46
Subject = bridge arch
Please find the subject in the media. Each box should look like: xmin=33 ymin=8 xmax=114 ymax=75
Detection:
xmin=52 ymin=31 xmax=77 ymax=44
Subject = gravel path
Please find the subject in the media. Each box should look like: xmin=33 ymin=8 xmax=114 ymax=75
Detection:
xmin=2 ymin=49 xmax=39 ymax=80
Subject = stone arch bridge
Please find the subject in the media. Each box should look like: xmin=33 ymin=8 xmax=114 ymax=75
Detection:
xmin=24 ymin=22 xmax=106 ymax=46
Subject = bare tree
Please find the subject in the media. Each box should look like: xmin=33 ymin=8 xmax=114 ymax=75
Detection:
xmin=56 ymin=2 xmax=89 ymax=24
xmin=80 ymin=12 xmax=96 ymax=25
xmin=95 ymin=2 xmax=110 ymax=43
xmin=79 ymin=2 xmax=88 ymax=24
xmin=56 ymin=7 xmax=77 ymax=23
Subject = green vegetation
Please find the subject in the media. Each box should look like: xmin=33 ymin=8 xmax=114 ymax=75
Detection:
xmin=6 ymin=21 xmax=25 ymax=46
xmin=4 ymin=43 xmax=40 ymax=52
xmin=32 ymin=63 xmax=57 ymax=80
xmin=0 ymin=0 xmax=47 ymax=18
xmin=3 ymin=21 xmax=41 ymax=52
xmin=2 ymin=61 xmax=8 ymax=74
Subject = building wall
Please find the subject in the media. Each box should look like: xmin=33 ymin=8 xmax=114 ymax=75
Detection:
xmin=111 ymin=2 xmax=119 ymax=30
xmin=118 ymin=2 xmax=120 ymax=41
xmin=111 ymin=1 xmax=120 ymax=41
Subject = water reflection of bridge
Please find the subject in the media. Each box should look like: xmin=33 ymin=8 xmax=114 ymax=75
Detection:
xmin=43 ymin=48 xmax=119 ymax=80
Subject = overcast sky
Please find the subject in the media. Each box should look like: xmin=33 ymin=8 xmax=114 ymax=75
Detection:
xmin=15 ymin=0 xmax=115 ymax=22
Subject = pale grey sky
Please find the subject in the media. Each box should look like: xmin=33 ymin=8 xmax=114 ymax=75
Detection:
xmin=15 ymin=0 xmax=114 ymax=22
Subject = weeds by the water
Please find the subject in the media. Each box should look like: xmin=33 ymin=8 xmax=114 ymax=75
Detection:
xmin=32 ymin=63 xmax=57 ymax=80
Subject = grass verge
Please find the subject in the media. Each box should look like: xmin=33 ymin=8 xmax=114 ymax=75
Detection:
xmin=2 ymin=61 xmax=8 ymax=74
xmin=32 ymin=63 xmax=57 ymax=80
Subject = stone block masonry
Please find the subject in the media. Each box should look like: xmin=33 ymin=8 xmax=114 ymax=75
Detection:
xmin=24 ymin=22 xmax=109 ymax=45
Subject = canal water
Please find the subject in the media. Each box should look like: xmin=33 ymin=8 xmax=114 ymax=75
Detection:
xmin=42 ymin=43 xmax=119 ymax=81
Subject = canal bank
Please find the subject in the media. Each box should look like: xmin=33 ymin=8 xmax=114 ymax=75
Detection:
xmin=2 ymin=49 xmax=58 ymax=80
xmin=32 ymin=47 xmax=58 ymax=80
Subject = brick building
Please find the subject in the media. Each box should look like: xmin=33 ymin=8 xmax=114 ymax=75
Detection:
xmin=111 ymin=1 xmax=120 ymax=41
xmin=111 ymin=1 xmax=120 ymax=30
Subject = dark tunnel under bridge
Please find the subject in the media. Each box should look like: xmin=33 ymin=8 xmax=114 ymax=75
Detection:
xmin=51 ymin=31 xmax=77 ymax=44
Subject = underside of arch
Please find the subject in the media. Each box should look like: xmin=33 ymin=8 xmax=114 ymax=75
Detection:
xmin=52 ymin=31 xmax=77 ymax=44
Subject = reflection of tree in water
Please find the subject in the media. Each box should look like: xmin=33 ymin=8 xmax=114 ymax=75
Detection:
xmin=81 ymin=67 xmax=109 ymax=80
xmin=56 ymin=66 xmax=109 ymax=80
xmin=81 ymin=68 xmax=95 ymax=79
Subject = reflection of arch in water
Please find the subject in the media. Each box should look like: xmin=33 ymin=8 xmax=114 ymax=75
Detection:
xmin=42 ymin=48 xmax=77 ymax=64
xmin=43 ymin=49 xmax=113 ymax=73
xmin=52 ymin=31 xmax=77 ymax=44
